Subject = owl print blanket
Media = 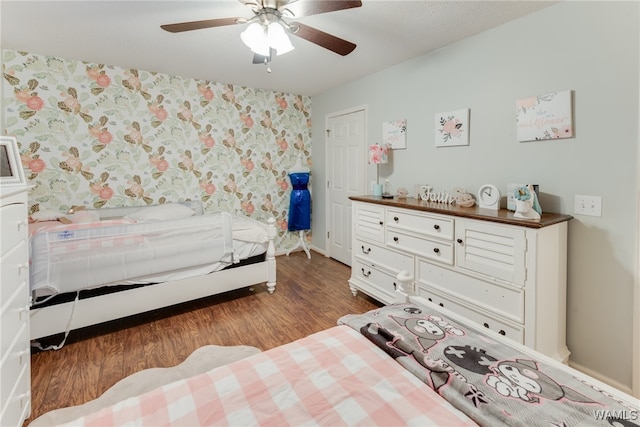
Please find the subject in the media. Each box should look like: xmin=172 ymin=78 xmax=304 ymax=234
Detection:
xmin=339 ymin=304 xmax=640 ymax=427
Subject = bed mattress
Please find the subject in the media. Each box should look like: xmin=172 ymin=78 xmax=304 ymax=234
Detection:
xmin=48 ymin=326 xmax=476 ymax=427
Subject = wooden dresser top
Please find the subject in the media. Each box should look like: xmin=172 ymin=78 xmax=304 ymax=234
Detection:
xmin=349 ymin=195 xmax=573 ymax=229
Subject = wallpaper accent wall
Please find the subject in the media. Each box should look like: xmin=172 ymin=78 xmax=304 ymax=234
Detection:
xmin=2 ymin=49 xmax=312 ymax=251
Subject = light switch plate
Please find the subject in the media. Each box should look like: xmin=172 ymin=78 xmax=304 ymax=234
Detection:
xmin=574 ymin=195 xmax=602 ymax=217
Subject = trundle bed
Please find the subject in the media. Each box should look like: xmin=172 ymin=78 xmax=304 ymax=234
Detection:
xmin=28 ymin=201 xmax=276 ymax=342
xmin=30 ymin=277 xmax=640 ymax=427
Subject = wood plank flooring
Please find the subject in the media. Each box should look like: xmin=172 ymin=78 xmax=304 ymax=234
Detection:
xmin=26 ymin=251 xmax=381 ymax=425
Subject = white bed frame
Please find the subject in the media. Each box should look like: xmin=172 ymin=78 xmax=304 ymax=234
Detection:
xmin=30 ymin=218 xmax=277 ymax=341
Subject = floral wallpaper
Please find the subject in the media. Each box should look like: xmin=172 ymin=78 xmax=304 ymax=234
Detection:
xmin=2 ymin=49 xmax=312 ymax=251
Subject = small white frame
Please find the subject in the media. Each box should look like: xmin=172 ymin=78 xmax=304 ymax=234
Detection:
xmin=435 ymin=108 xmax=470 ymax=147
xmin=0 ymin=136 xmax=26 ymax=186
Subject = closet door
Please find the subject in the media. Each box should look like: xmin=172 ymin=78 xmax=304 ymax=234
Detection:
xmin=326 ymin=108 xmax=366 ymax=265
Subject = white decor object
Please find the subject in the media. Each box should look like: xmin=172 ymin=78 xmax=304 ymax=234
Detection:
xmin=477 ymin=184 xmax=501 ymax=210
xmin=435 ymin=108 xmax=469 ymax=147
xmin=396 ymin=187 xmax=409 ymax=199
xmin=419 ymin=185 xmax=455 ymax=204
xmin=513 ymin=184 xmax=542 ymax=220
xmin=452 ymin=187 xmax=475 ymax=207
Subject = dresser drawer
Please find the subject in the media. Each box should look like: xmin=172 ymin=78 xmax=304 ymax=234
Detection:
xmin=0 ymin=240 xmax=28 ymax=304
xmin=0 ymin=361 xmax=30 ymax=427
xmin=416 ymin=258 xmax=524 ymax=322
xmin=352 ymin=259 xmax=403 ymax=303
xmin=386 ymin=229 xmax=453 ymax=265
xmin=1 ymin=280 xmax=29 ymax=357
xmin=0 ymin=204 xmax=27 ymax=257
xmin=0 ymin=321 xmax=29 ymax=409
xmin=417 ymin=285 xmax=524 ymax=343
xmin=354 ymin=239 xmax=413 ymax=274
xmin=387 ymin=208 xmax=453 ymax=240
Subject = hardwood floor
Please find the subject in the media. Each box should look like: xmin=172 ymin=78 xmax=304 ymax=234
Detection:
xmin=26 ymin=251 xmax=381 ymax=424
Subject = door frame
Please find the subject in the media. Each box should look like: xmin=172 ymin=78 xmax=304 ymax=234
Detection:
xmin=324 ymin=104 xmax=368 ymax=260
xmin=634 ymin=82 xmax=640 ymax=398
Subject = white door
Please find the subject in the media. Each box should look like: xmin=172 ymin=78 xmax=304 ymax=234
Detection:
xmin=326 ymin=108 xmax=366 ymax=265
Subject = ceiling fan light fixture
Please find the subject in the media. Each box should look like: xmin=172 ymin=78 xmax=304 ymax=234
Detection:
xmin=240 ymin=22 xmax=270 ymax=56
xmin=267 ymin=21 xmax=294 ymax=55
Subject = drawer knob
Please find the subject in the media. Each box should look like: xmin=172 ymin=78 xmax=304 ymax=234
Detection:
xmin=483 ymin=322 xmax=490 ymax=328
xmin=393 ymin=216 xmax=399 ymax=222
xmin=457 ymin=238 xmax=463 ymax=244
xmin=379 ymin=221 xmax=383 ymax=225
xmin=499 ymin=330 xmax=506 ymax=336
xmin=393 ymin=282 xmax=397 ymax=290
xmin=438 ymin=303 xmax=444 ymax=307
xmin=428 ymin=297 xmax=433 ymax=302
xmin=434 ymin=224 xmax=440 ymax=230
xmin=361 ymin=245 xmax=371 ymax=254
xmin=433 ymin=248 xmax=440 ymax=254
xmin=393 ymin=236 xmax=399 ymax=243
xmin=361 ymin=268 xmax=371 ymax=278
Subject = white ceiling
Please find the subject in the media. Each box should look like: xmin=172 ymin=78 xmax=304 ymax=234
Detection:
xmin=1 ymin=1 xmax=556 ymax=96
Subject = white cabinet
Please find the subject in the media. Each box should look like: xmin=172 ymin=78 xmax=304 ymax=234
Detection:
xmin=455 ymin=219 xmax=526 ymax=285
xmin=1 ymin=187 xmax=31 ymax=427
xmin=349 ymin=196 xmax=572 ymax=362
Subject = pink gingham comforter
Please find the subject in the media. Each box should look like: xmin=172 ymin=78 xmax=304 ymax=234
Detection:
xmin=57 ymin=326 xmax=477 ymax=426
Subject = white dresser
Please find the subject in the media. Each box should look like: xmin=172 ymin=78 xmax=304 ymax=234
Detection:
xmin=1 ymin=186 xmax=31 ymax=426
xmin=349 ymin=196 xmax=572 ymax=362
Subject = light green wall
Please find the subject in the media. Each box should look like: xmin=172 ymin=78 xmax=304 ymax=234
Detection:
xmin=311 ymin=1 xmax=639 ymax=391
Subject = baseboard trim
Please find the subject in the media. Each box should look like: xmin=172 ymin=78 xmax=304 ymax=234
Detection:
xmin=309 ymin=245 xmax=327 ymax=257
xmin=569 ymin=360 xmax=634 ymax=396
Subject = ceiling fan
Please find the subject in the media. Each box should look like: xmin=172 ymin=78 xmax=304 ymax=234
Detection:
xmin=161 ymin=0 xmax=362 ymax=69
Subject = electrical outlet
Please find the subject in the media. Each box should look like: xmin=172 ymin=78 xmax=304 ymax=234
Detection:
xmin=574 ymin=195 xmax=602 ymax=217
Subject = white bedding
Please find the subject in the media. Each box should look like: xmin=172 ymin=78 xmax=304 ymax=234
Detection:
xmin=29 ymin=212 xmax=268 ymax=298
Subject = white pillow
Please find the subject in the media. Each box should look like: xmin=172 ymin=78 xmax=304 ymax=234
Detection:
xmin=66 ymin=210 xmax=100 ymax=223
xmin=30 ymin=209 xmax=65 ymax=222
xmin=125 ymin=203 xmax=195 ymax=222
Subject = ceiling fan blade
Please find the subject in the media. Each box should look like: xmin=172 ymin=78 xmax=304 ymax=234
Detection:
xmin=292 ymin=23 xmax=356 ymax=56
xmin=284 ymin=1 xmax=362 ymax=18
xmin=161 ymin=17 xmax=241 ymax=33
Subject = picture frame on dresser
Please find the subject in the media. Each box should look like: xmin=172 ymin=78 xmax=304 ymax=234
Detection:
xmin=0 ymin=136 xmax=26 ymax=186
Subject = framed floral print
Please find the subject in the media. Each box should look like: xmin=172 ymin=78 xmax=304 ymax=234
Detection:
xmin=516 ymin=90 xmax=573 ymax=142
xmin=435 ymin=108 xmax=469 ymax=147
